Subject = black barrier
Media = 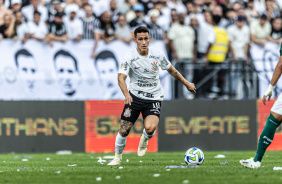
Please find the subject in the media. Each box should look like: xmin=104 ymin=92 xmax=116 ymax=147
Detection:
xmin=0 ymin=101 xmax=84 ymax=153
xmin=159 ymin=100 xmax=257 ymax=151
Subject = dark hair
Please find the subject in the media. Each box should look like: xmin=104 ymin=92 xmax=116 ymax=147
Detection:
xmin=53 ymin=49 xmax=79 ymax=72
xmin=14 ymin=49 xmax=33 ymax=67
xmin=212 ymin=15 xmax=221 ymax=25
xmin=95 ymin=50 xmax=118 ymax=70
xmin=82 ymin=3 xmax=91 ymax=8
xmin=134 ymin=26 xmax=149 ymax=38
xmin=34 ymin=10 xmax=41 ymax=16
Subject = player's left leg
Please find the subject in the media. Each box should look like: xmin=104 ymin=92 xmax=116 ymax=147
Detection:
xmin=240 ymin=98 xmax=282 ymax=169
xmin=137 ymin=115 xmax=159 ymax=157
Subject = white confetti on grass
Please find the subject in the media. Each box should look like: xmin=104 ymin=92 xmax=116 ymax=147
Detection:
xmin=273 ymin=167 xmax=282 ymax=170
xmin=126 ymin=159 xmax=129 ymax=162
xmin=115 ymin=176 xmax=121 ymax=179
xmin=46 ymin=158 xmax=50 ymax=161
xmin=67 ymin=164 xmax=77 ymax=167
xmin=183 ymin=180 xmax=189 ymax=183
xmin=17 ymin=169 xmax=19 ymax=172
xmin=119 ymin=166 xmax=123 ymax=169
xmin=55 ymin=171 xmax=61 ymax=174
xmin=40 ymin=169 xmax=43 ymax=171
xmin=139 ymin=160 xmax=143 ymax=163
xmin=153 ymin=174 xmax=160 ymax=177
xmin=166 ymin=169 xmax=170 ymax=171
xmin=3 ymin=161 xmax=6 ymax=163
xmin=56 ymin=150 xmax=72 ymax=155
xmin=96 ymin=177 xmax=102 ymax=181
xmin=214 ymin=154 xmax=226 ymax=158
xmin=22 ymin=159 xmax=28 ymax=162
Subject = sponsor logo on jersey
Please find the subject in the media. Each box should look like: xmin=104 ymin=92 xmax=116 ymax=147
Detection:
xmin=124 ymin=62 xmax=128 ymax=71
xmin=144 ymin=68 xmax=150 ymax=73
xmin=149 ymin=55 xmax=160 ymax=60
xmin=120 ymin=63 xmax=123 ymax=69
xmin=138 ymin=91 xmax=154 ymax=98
xmin=163 ymin=57 xmax=170 ymax=66
xmin=151 ymin=62 xmax=158 ymax=71
xmin=130 ymin=57 xmax=140 ymax=62
xmin=134 ymin=67 xmax=140 ymax=69
xmin=124 ymin=108 xmax=132 ymax=117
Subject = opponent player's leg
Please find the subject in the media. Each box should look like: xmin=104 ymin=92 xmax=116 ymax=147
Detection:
xmin=108 ymin=120 xmax=133 ymax=166
xmin=137 ymin=115 xmax=159 ymax=156
xmin=240 ymin=109 xmax=282 ymax=169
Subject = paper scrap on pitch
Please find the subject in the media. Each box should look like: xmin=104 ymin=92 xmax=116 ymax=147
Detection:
xmin=273 ymin=167 xmax=282 ymax=170
xmin=166 ymin=169 xmax=170 ymax=171
xmin=68 ymin=164 xmax=77 ymax=167
xmin=153 ymin=174 xmax=160 ymax=177
xmin=214 ymin=154 xmax=226 ymax=158
xmin=97 ymin=157 xmax=107 ymax=163
xmin=56 ymin=150 xmax=72 ymax=155
xmin=55 ymin=171 xmax=61 ymax=174
xmin=183 ymin=180 xmax=189 ymax=183
xmin=115 ymin=176 xmax=121 ymax=179
xmin=46 ymin=157 xmax=50 ymax=161
xmin=166 ymin=165 xmax=199 ymax=168
xmin=126 ymin=159 xmax=129 ymax=162
xmin=96 ymin=177 xmax=102 ymax=181
xmin=119 ymin=166 xmax=123 ymax=169
xmin=22 ymin=159 xmax=28 ymax=162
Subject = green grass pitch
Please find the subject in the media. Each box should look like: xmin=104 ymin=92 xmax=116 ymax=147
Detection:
xmin=0 ymin=151 xmax=281 ymax=184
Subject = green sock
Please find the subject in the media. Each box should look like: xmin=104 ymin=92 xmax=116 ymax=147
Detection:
xmin=254 ymin=113 xmax=281 ymax=162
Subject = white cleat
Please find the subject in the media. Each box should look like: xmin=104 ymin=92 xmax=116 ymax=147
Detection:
xmin=240 ymin=159 xmax=261 ymax=169
xmin=107 ymin=158 xmax=121 ymax=166
xmin=137 ymin=137 xmax=148 ymax=157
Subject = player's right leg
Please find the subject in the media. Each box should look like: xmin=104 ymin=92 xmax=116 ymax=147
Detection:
xmin=240 ymin=108 xmax=282 ymax=168
xmin=108 ymin=120 xmax=133 ymax=166
xmin=108 ymin=100 xmax=140 ymax=166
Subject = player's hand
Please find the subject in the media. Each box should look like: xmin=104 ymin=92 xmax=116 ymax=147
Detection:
xmin=124 ymin=94 xmax=133 ymax=105
xmin=186 ymin=82 xmax=196 ymax=93
xmin=262 ymin=95 xmax=271 ymax=105
xmin=262 ymin=84 xmax=274 ymax=105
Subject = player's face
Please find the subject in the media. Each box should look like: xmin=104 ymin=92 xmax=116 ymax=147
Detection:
xmin=17 ymin=55 xmax=37 ymax=94
xmin=134 ymin=32 xmax=150 ymax=53
xmin=96 ymin=58 xmax=118 ymax=93
xmin=55 ymin=55 xmax=80 ymax=96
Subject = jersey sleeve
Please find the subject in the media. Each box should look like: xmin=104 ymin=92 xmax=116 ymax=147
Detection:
xmin=159 ymin=51 xmax=172 ymax=70
xmin=118 ymin=53 xmax=131 ymax=76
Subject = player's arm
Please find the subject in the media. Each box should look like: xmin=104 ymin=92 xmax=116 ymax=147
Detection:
xmin=167 ymin=65 xmax=196 ymax=93
xmin=262 ymin=55 xmax=282 ymax=105
xmin=118 ymin=73 xmax=133 ymax=105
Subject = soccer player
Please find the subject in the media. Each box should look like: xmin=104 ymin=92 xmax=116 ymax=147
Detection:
xmin=108 ymin=26 xmax=196 ymax=165
xmin=240 ymin=43 xmax=282 ymax=169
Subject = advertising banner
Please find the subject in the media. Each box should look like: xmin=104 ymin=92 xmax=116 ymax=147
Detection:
xmin=0 ymin=40 xmax=171 ymax=100
xmin=257 ymin=99 xmax=282 ymax=150
xmin=159 ymin=100 xmax=257 ymax=151
xmin=85 ymin=100 xmax=158 ymax=153
xmin=0 ymin=101 xmax=85 ymax=153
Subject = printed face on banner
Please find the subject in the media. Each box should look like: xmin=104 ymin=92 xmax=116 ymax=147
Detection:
xmin=54 ymin=51 xmax=80 ymax=97
xmin=15 ymin=50 xmax=38 ymax=95
xmin=95 ymin=51 xmax=119 ymax=99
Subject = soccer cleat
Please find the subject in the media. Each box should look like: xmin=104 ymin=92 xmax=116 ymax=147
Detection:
xmin=137 ymin=136 xmax=148 ymax=157
xmin=107 ymin=158 xmax=121 ymax=166
xmin=240 ymin=159 xmax=261 ymax=169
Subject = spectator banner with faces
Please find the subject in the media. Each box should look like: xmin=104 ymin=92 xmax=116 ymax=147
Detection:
xmin=250 ymin=42 xmax=282 ymax=98
xmin=0 ymin=40 xmax=171 ymax=100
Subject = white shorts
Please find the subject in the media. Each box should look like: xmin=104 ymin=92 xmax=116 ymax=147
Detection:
xmin=271 ymin=93 xmax=282 ymax=115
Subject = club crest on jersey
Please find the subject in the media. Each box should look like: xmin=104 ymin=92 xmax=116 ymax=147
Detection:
xmin=151 ymin=62 xmax=158 ymax=71
xmin=124 ymin=108 xmax=132 ymax=117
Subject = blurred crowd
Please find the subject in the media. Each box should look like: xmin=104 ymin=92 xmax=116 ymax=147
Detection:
xmin=0 ymin=0 xmax=281 ymax=99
